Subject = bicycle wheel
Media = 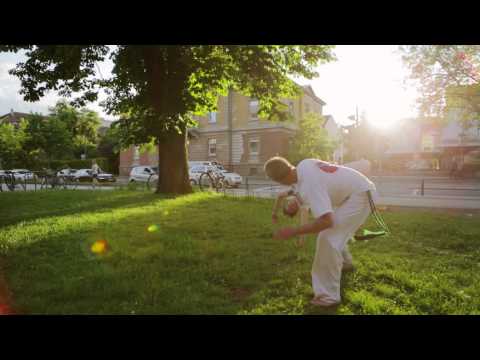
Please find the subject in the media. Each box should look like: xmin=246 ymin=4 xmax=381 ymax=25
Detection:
xmin=199 ymin=172 xmax=216 ymax=192
xmin=57 ymin=176 xmax=67 ymax=190
xmin=147 ymin=174 xmax=159 ymax=193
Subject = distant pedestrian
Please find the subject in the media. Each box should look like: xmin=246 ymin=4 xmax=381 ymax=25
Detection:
xmin=91 ymin=160 xmax=100 ymax=188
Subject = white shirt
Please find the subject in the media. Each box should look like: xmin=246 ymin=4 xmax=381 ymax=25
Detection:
xmin=292 ymin=159 xmax=376 ymax=218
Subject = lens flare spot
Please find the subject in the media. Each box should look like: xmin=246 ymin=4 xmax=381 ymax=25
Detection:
xmin=91 ymin=240 xmax=108 ymax=254
xmin=147 ymin=224 xmax=160 ymax=233
xmin=0 ymin=303 xmax=13 ymax=315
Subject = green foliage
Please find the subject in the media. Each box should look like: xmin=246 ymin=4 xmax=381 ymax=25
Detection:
xmin=26 ymin=157 xmax=110 ymax=172
xmin=0 ymin=120 xmax=28 ymax=169
xmin=48 ymin=100 xmax=101 ymax=157
xmin=97 ymin=124 xmax=122 ymax=174
xmin=22 ymin=113 xmax=74 ymax=161
xmin=288 ymin=113 xmax=336 ymax=165
xmin=399 ymin=45 xmax=480 ymax=121
xmin=1 ymin=192 xmax=480 ymax=314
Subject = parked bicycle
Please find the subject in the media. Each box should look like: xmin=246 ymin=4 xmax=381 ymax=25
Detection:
xmin=0 ymin=171 xmax=17 ymax=192
xmin=37 ymin=169 xmax=75 ymax=190
xmin=146 ymin=172 xmax=159 ymax=193
xmin=198 ymin=168 xmax=225 ymax=192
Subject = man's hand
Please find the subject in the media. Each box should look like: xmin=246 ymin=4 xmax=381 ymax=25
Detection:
xmin=273 ymin=227 xmax=298 ymax=240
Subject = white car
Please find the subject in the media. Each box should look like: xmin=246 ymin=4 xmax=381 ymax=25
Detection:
xmin=10 ymin=169 xmax=35 ymax=181
xmin=73 ymin=169 xmax=116 ymax=182
xmin=189 ymin=164 xmax=242 ymax=187
xmin=129 ymin=166 xmax=159 ymax=183
xmin=57 ymin=169 xmax=78 ymax=180
xmin=189 ymin=165 xmax=208 ymax=185
xmin=219 ymin=170 xmax=243 ymax=187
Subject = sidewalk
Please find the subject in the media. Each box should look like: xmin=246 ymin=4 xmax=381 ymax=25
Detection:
xmin=377 ymin=194 xmax=480 ymax=210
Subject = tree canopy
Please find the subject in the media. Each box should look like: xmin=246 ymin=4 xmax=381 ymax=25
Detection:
xmin=399 ymin=45 xmax=480 ymax=122
xmin=287 ymin=113 xmax=336 ymax=165
xmin=0 ymin=45 xmax=336 ymax=193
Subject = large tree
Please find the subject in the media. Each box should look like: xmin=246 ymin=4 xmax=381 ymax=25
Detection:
xmin=399 ymin=45 xmax=480 ymax=122
xmin=0 ymin=45 xmax=335 ymax=194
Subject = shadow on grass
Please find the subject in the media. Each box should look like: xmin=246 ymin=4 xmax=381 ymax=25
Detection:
xmin=0 ymin=190 xmax=168 ymax=229
xmin=4 ymin=193 xmax=296 ymax=314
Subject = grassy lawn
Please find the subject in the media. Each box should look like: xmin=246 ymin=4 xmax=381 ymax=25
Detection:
xmin=1 ymin=189 xmax=480 ymax=315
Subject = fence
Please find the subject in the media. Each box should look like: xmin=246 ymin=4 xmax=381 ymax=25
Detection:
xmin=3 ymin=173 xmax=480 ymax=199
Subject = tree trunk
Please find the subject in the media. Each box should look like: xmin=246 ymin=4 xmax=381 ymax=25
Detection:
xmin=156 ymin=129 xmax=192 ymax=195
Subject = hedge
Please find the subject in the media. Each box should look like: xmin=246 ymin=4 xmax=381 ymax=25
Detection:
xmin=28 ymin=157 xmax=117 ymax=174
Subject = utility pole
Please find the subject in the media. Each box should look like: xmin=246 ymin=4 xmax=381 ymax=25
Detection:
xmin=356 ymin=105 xmax=359 ymax=127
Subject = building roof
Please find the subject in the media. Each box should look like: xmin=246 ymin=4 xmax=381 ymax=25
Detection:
xmin=0 ymin=111 xmax=33 ymax=125
xmin=301 ymin=85 xmax=326 ymax=106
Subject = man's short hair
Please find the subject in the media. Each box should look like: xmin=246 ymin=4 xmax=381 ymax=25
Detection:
xmin=264 ymin=156 xmax=293 ymax=182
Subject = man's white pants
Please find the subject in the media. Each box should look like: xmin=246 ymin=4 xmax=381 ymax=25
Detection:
xmin=311 ymin=190 xmax=377 ymax=304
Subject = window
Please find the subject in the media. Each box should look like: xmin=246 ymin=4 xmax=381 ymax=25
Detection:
xmin=208 ymin=138 xmax=217 ymax=157
xmin=208 ymin=112 xmax=217 ymax=124
xmin=249 ymin=139 xmax=259 ymax=155
xmin=249 ymin=98 xmax=259 ymax=121
xmin=288 ymin=101 xmax=294 ymax=116
xmin=250 ymin=168 xmax=258 ymax=176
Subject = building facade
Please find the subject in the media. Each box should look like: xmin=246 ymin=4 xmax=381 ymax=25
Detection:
xmin=119 ymin=85 xmax=328 ymax=176
xmin=383 ymin=114 xmax=480 ymax=172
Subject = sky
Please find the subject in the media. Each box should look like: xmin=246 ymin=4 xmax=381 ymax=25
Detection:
xmin=0 ymin=45 xmax=419 ymax=126
xmin=295 ymin=45 xmax=420 ymax=127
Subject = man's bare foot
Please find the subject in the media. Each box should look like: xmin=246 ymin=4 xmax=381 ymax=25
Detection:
xmin=310 ymin=296 xmax=340 ymax=307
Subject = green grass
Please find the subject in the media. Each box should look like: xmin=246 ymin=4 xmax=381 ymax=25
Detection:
xmin=1 ymin=189 xmax=480 ymax=314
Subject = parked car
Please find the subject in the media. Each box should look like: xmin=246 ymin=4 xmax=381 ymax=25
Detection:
xmin=209 ymin=163 xmax=243 ymax=187
xmin=10 ymin=169 xmax=35 ymax=181
xmin=218 ymin=170 xmax=243 ymax=188
xmin=73 ymin=169 xmax=116 ymax=182
xmin=57 ymin=169 xmax=78 ymax=181
xmin=189 ymin=166 xmax=206 ymax=185
xmin=129 ymin=166 xmax=159 ymax=183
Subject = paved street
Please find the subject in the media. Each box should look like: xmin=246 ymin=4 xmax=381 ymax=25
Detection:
xmin=3 ymin=175 xmax=480 ymax=209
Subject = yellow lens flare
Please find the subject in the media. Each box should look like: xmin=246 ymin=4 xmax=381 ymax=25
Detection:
xmin=91 ymin=240 xmax=108 ymax=254
xmin=147 ymin=224 xmax=160 ymax=233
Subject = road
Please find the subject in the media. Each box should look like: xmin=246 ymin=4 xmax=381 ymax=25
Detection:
xmin=240 ymin=176 xmax=480 ymax=198
xmin=3 ymin=175 xmax=480 ymax=198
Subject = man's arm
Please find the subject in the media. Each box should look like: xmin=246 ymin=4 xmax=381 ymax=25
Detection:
xmin=272 ymin=190 xmax=290 ymax=223
xmin=274 ymin=212 xmax=334 ymax=240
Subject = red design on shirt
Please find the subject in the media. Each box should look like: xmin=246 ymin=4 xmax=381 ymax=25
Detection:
xmin=316 ymin=161 xmax=338 ymax=173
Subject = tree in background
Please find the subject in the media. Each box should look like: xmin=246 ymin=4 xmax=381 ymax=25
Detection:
xmin=287 ymin=113 xmax=336 ymax=165
xmin=23 ymin=114 xmax=74 ymax=165
xmin=97 ymin=124 xmax=122 ymax=174
xmin=399 ymin=45 xmax=480 ymax=123
xmin=1 ymin=45 xmax=335 ymax=194
xmin=48 ymin=100 xmax=101 ymax=158
xmin=0 ymin=121 xmax=27 ymax=169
